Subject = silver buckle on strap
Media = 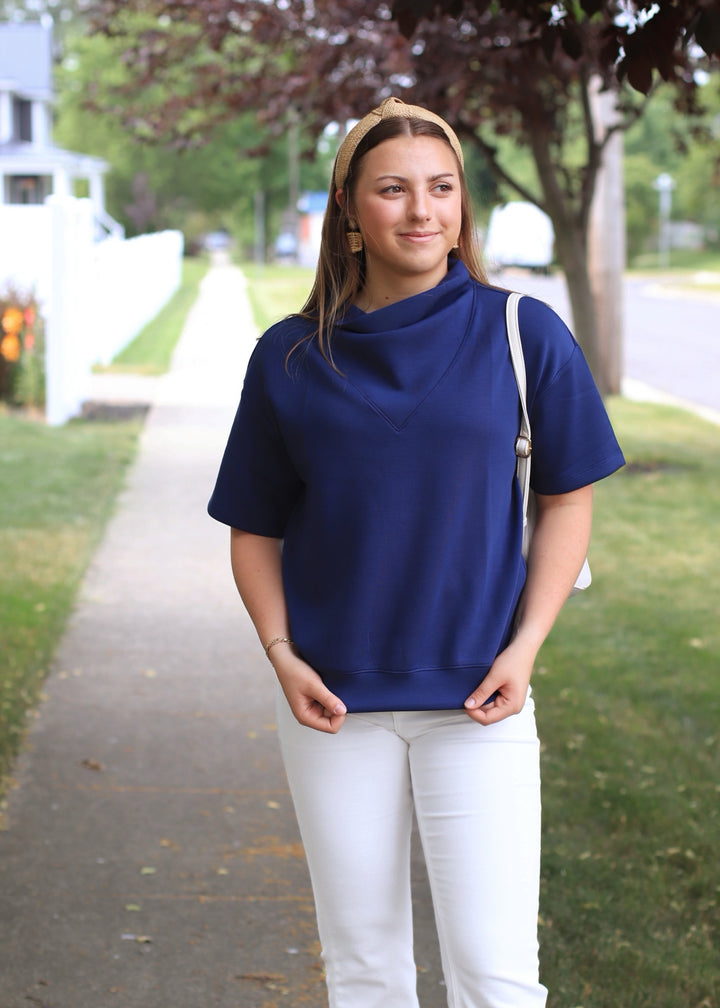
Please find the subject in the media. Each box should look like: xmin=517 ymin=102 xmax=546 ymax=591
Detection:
xmin=515 ymin=435 xmax=532 ymax=458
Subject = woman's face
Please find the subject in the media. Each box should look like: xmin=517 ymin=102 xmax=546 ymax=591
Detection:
xmin=344 ymin=134 xmax=463 ymax=298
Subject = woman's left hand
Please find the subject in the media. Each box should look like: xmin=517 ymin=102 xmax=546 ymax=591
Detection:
xmin=464 ymin=485 xmax=594 ymax=725
xmin=463 ymin=640 xmax=535 ymax=725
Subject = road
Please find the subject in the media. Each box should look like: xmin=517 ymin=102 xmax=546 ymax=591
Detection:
xmin=499 ymin=270 xmax=720 ymax=419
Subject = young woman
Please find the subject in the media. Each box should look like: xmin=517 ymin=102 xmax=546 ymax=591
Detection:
xmin=209 ymin=97 xmax=624 ymax=1008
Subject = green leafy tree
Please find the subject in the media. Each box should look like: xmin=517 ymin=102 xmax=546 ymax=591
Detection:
xmin=624 ymin=75 xmax=720 ymax=258
xmin=0 ymin=0 xmax=90 ymax=45
xmin=81 ymin=1 xmax=720 ymax=391
xmin=54 ymin=27 xmax=332 ymax=249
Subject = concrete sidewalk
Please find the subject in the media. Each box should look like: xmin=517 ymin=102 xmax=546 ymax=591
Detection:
xmin=0 ymin=262 xmax=443 ymax=1008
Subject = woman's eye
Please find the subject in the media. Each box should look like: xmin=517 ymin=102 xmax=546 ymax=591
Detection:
xmin=381 ymin=184 xmax=404 ymax=194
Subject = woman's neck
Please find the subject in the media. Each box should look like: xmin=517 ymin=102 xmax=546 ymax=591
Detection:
xmin=356 ymin=273 xmax=447 ymax=314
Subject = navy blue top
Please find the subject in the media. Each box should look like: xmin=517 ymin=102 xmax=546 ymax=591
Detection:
xmin=208 ymin=260 xmax=624 ymax=711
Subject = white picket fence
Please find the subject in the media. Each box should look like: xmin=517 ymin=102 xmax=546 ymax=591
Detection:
xmin=0 ymin=195 xmax=183 ymax=424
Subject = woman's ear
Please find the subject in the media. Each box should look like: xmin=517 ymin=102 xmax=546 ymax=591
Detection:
xmin=335 ymin=188 xmax=347 ymax=211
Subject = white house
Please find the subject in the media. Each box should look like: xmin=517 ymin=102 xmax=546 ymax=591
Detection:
xmin=0 ymin=20 xmax=115 ymax=231
xmin=0 ymin=20 xmax=183 ymax=425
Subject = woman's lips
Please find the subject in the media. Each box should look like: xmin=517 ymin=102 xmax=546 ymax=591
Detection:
xmin=399 ymin=231 xmax=438 ymax=241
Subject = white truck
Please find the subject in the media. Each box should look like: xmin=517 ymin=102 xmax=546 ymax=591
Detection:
xmin=483 ymin=201 xmax=554 ymax=273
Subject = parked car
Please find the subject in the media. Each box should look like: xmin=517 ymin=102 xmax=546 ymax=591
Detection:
xmin=483 ymin=202 xmax=554 ymax=273
xmin=274 ymin=232 xmax=298 ymax=262
xmin=203 ymin=230 xmax=231 ymax=252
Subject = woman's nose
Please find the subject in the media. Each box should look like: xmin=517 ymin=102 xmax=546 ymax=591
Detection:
xmin=408 ymin=190 xmax=430 ymax=219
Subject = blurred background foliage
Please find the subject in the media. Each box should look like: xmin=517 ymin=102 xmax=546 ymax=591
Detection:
xmin=2 ymin=0 xmax=718 ymax=263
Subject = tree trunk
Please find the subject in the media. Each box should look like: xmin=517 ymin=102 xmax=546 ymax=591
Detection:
xmin=552 ymin=223 xmax=607 ymax=395
xmin=588 ymin=82 xmax=625 ymax=396
xmin=521 ymin=114 xmax=608 ymax=395
xmin=520 ymin=98 xmax=618 ymax=397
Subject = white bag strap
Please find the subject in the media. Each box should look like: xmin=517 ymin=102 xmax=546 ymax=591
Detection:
xmin=505 ymin=292 xmax=592 ymax=591
xmin=505 ymin=293 xmax=531 ymax=539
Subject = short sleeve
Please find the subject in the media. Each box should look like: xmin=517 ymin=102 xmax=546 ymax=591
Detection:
xmin=519 ymin=298 xmax=625 ymax=495
xmin=208 ymin=339 xmax=303 ymax=535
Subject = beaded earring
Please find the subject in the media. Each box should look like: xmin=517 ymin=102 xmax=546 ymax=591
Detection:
xmin=347 ymin=222 xmax=363 ymax=253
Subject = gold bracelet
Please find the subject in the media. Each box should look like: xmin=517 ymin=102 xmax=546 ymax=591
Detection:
xmin=265 ymin=636 xmax=294 ymax=660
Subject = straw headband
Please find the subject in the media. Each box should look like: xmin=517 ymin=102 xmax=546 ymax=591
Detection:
xmin=333 ymin=96 xmax=464 ymax=190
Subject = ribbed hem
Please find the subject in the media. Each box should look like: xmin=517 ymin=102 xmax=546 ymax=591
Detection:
xmin=319 ymin=665 xmax=492 ymax=713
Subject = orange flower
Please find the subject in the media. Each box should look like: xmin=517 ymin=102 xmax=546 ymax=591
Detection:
xmin=0 ymin=333 xmax=21 ymax=362
xmin=2 ymin=306 xmax=24 ymax=336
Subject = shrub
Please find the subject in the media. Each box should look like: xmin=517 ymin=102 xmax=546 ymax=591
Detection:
xmin=0 ymin=288 xmax=46 ymax=410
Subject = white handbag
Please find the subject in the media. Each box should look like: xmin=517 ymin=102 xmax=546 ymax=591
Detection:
xmin=505 ymin=292 xmax=591 ymax=595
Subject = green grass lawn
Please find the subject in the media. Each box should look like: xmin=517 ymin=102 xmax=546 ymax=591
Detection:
xmin=0 ymin=414 xmax=143 ymax=781
xmin=535 ymin=398 xmax=719 ymax=1007
xmin=241 ymin=261 xmax=315 ymax=331
xmin=0 ymin=256 xmax=207 ymax=792
xmin=96 ymin=256 xmax=209 ymax=373
xmin=630 ymin=248 xmax=720 ymax=274
xmin=1 ymin=259 xmax=717 ymax=1004
xmin=629 ymin=248 xmax=720 ymax=293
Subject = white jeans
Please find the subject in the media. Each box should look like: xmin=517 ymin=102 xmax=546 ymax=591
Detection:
xmin=276 ymin=689 xmax=548 ymax=1008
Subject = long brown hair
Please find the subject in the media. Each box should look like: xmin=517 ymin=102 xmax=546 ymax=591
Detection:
xmin=293 ymin=116 xmax=488 ymax=368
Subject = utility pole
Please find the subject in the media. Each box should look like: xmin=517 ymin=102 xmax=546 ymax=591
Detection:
xmin=280 ymin=107 xmax=301 ymax=263
xmin=254 ymin=190 xmax=265 ymax=266
xmin=653 ymin=173 xmax=676 ymax=269
xmin=588 ymin=78 xmax=625 ymax=396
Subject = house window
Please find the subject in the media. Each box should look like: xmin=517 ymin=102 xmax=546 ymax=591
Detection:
xmin=12 ymin=97 xmax=33 ymax=142
xmin=6 ymin=175 xmax=50 ymax=204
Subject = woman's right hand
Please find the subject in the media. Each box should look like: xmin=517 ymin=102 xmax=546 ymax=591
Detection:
xmin=271 ymin=650 xmax=347 ymax=734
xmin=228 ymin=530 xmax=347 ymax=733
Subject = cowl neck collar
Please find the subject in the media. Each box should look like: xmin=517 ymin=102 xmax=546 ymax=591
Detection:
xmin=329 ymin=259 xmax=476 ymax=430
xmin=340 ymin=258 xmax=470 ymax=333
